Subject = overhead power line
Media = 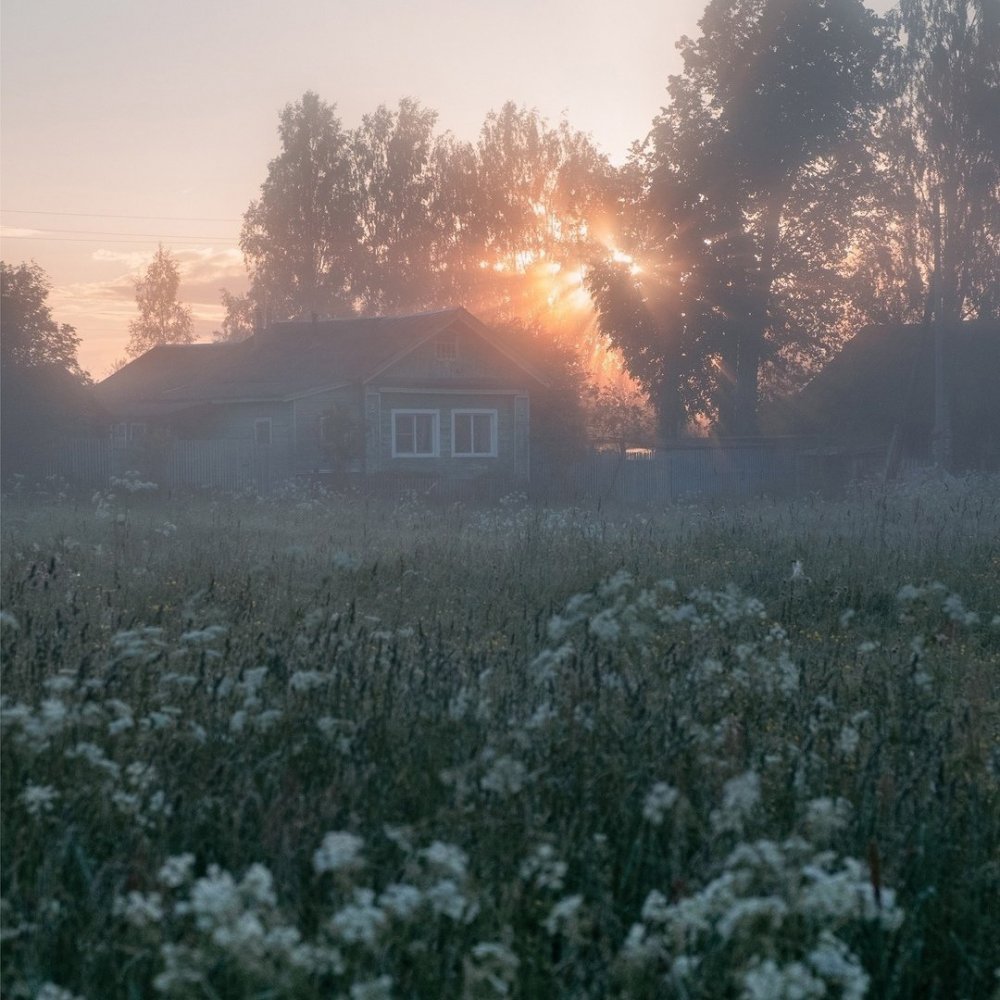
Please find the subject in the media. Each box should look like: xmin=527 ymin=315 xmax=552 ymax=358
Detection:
xmin=2 ymin=225 xmax=236 ymax=240
xmin=1 ymin=208 xmax=242 ymax=223
xmin=1 ymin=234 xmax=235 ymax=246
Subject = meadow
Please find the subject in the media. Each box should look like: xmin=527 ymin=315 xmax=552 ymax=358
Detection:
xmin=2 ymin=474 xmax=998 ymax=999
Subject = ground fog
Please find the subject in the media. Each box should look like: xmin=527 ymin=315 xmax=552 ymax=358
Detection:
xmin=2 ymin=476 xmax=998 ymax=998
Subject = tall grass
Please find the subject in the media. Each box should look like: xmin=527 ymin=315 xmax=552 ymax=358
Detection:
xmin=2 ymin=476 xmax=998 ymax=998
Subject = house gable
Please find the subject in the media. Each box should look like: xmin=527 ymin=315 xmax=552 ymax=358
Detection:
xmin=365 ymin=311 xmax=549 ymax=389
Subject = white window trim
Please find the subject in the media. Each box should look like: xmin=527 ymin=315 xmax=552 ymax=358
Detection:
xmin=254 ymin=417 xmax=272 ymax=446
xmin=391 ymin=409 xmax=440 ymax=458
xmin=451 ymin=409 xmax=498 ymax=458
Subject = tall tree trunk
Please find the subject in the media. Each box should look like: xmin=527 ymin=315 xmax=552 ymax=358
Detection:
xmin=655 ymin=363 xmax=686 ymax=442
xmin=733 ymin=197 xmax=781 ymax=437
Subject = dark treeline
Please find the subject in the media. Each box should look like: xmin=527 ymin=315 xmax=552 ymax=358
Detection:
xmin=226 ymin=0 xmax=998 ymax=436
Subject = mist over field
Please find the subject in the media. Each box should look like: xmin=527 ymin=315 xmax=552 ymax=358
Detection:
xmin=2 ymin=475 xmax=999 ymax=998
xmin=2 ymin=0 xmax=999 ymax=996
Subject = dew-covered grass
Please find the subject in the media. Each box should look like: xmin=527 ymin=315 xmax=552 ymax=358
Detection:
xmin=2 ymin=475 xmax=998 ymax=998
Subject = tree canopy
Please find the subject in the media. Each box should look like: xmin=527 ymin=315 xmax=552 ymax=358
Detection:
xmin=126 ymin=246 xmax=195 ymax=359
xmin=591 ymin=0 xmax=886 ymax=436
xmin=232 ymin=95 xmax=617 ymax=333
xmin=1 ymin=260 xmax=87 ymax=381
xmin=850 ymin=0 xmax=1000 ymax=326
xmin=218 ymin=0 xmax=995 ymax=441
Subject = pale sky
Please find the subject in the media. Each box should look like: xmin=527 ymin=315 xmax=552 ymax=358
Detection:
xmin=1 ymin=0 xmax=891 ymax=378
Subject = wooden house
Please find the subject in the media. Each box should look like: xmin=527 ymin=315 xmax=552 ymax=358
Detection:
xmin=93 ymin=308 xmax=547 ymax=487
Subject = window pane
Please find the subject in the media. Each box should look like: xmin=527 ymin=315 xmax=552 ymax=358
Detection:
xmin=472 ymin=414 xmax=492 ymax=453
xmin=415 ymin=414 xmax=433 ymax=453
xmin=395 ymin=414 xmax=414 ymax=453
xmin=454 ymin=414 xmax=472 ymax=454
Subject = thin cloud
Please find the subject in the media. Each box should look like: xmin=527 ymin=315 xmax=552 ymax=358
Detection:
xmin=0 ymin=226 xmax=45 ymax=238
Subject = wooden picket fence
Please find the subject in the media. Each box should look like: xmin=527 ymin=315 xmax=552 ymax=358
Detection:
xmin=20 ymin=437 xmax=873 ymax=503
xmin=33 ymin=439 xmax=288 ymax=495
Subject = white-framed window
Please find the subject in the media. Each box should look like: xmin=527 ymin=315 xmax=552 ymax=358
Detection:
xmin=392 ymin=409 xmax=439 ymax=457
xmin=435 ymin=333 xmax=459 ymax=360
xmin=452 ymin=409 xmax=497 ymax=458
xmin=254 ymin=417 xmax=272 ymax=446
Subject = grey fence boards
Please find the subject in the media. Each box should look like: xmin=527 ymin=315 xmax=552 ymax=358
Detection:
xmin=36 ymin=440 xmax=286 ymax=495
xmin=26 ymin=437 xmax=878 ymax=502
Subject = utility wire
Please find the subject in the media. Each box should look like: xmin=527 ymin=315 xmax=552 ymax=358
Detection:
xmin=2 ymin=225 xmax=236 ymax=239
xmin=1 ymin=208 xmax=241 ymax=223
xmin=1 ymin=235 xmax=235 ymax=246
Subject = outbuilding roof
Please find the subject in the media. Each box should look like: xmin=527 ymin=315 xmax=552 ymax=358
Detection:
xmin=762 ymin=319 xmax=1000 ymax=444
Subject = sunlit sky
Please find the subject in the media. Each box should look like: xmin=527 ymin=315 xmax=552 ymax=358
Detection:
xmin=1 ymin=0 xmax=892 ymax=378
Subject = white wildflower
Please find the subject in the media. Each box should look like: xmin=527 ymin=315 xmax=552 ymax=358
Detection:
xmin=240 ymin=863 xmax=276 ymax=906
xmin=313 ymin=831 xmax=365 ymax=874
xmin=465 ymin=941 xmax=520 ymax=996
xmin=35 ymin=985 xmax=85 ymax=1000
xmin=421 ymin=841 xmax=468 ymax=880
xmin=640 ymin=889 xmax=671 ymax=924
xmin=349 ymin=974 xmax=393 ymax=1000
xmin=837 ymin=725 xmax=860 ymax=758
xmin=180 ymin=625 xmax=227 ymax=644
xmin=158 ymin=853 xmax=196 ymax=888
xmin=252 ymin=708 xmax=282 ymax=731
xmin=330 ymin=888 xmax=386 ymax=946
xmin=743 ymin=958 xmax=826 ymax=999
xmin=64 ymin=741 xmax=120 ymax=778
xmin=332 ymin=550 xmax=360 ymax=571
xmin=716 ymin=895 xmax=788 ymax=940
xmin=480 ymin=755 xmax=528 ymax=796
xmin=643 ymin=782 xmax=680 ymax=826
xmin=426 ymin=878 xmax=470 ymax=921
xmin=519 ymin=843 xmax=567 ymax=892
xmin=378 ymin=883 xmax=423 ymax=920
xmin=711 ymin=771 xmax=761 ymax=833
xmin=113 ymin=890 xmax=164 ymax=928
xmin=21 ymin=783 xmax=60 ymax=817
xmin=808 ymin=931 xmax=870 ymax=1000
xmin=289 ymin=670 xmax=327 ymax=693
xmin=943 ymin=593 xmax=978 ymax=626
xmin=805 ymin=797 xmax=853 ymax=840
xmin=588 ymin=608 xmax=621 ymax=643
xmin=185 ymin=865 xmax=240 ymax=928
xmin=544 ymin=893 xmax=585 ymax=936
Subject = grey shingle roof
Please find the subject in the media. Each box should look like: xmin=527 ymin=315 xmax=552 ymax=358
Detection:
xmin=95 ymin=308 xmax=540 ymax=410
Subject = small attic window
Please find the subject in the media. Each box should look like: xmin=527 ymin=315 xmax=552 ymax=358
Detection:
xmin=435 ymin=332 xmax=459 ymax=360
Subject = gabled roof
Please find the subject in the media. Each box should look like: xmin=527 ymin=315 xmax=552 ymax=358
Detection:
xmin=762 ymin=319 xmax=1000 ymax=443
xmin=95 ymin=308 xmax=547 ymax=411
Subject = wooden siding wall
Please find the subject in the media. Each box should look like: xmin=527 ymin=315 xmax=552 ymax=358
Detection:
xmin=202 ymin=401 xmax=293 ymax=447
xmin=382 ymin=327 xmax=534 ymax=384
xmin=291 ymin=386 xmax=360 ymax=473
